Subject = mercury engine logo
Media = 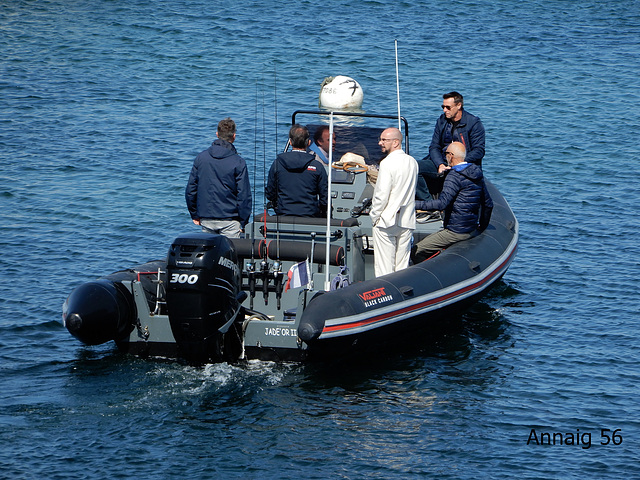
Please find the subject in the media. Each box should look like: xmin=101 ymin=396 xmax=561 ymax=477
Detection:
xmin=218 ymin=256 xmax=239 ymax=276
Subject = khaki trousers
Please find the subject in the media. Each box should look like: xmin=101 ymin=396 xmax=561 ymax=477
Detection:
xmin=414 ymin=228 xmax=472 ymax=263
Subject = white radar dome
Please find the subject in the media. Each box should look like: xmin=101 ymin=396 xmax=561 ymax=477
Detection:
xmin=319 ymin=76 xmax=363 ymax=110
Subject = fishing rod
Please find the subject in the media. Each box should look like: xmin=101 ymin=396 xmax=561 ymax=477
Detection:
xmin=274 ymin=62 xmax=281 ymax=267
xmin=274 ymin=62 xmax=279 ymax=162
xmin=395 ymin=39 xmax=402 ymax=131
xmin=251 ymin=82 xmax=259 ymax=251
xmin=247 ymin=80 xmax=261 ymax=310
xmin=272 ymin=62 xmax=283 ymax=309
xmin=259 ymin=72 xmax=271 ymax=306
xmin=262 ymin=73 xmax=268 ymax=219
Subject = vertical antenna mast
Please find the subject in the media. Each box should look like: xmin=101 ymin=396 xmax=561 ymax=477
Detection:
xmin=324 ymin=112 xmax=334 ymax=291
xmin=395 ymin=39 xmax=401 ymax=131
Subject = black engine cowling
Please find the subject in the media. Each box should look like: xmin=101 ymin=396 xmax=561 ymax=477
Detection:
xmin=166 ymin=233 xmax=243 ymax=364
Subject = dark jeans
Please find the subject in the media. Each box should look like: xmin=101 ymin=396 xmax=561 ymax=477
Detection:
xmin=416 ymin=155 xmax=445 ymax=200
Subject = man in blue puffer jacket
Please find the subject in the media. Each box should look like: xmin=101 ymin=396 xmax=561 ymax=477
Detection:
xmin=185 ymin=118 xmax=252 ymax=238
xmin=413 ymin=141 xmax=493 ymax=263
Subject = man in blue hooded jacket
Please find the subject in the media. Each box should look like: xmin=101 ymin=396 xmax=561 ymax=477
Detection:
xmin=266 ymin=124 xmax=328 ymax=217
xmin=416 ymin=92 xmax=485 ymax=199
xmin=185 ymin=118 xmax=252 ymax=238
xmin=413 ymin=142 xmax=492 ymax=263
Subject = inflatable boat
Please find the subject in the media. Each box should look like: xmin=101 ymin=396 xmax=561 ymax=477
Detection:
xmin=62 ymin=110 xmax=518 ymax=364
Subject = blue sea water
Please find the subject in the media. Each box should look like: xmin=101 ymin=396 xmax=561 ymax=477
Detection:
xmin=1 ymin=0 xmax=639 ymax=478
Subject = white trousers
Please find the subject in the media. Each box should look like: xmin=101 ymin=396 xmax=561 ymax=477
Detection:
xmin=372 ymin=224 xmax=413 ymax=277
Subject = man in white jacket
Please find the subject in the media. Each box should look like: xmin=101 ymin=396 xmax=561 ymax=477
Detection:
xmin=369 ymin=128 xmax=418 ymax=277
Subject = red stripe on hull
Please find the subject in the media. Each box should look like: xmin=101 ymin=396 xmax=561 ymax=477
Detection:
xmin=322 ymin=245 xmax=517 ymax=335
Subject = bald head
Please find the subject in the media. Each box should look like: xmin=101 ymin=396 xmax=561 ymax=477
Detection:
xmin=379 ymin=127 xmax=403 ymax=155
xmin=383 ymin=128 xmax=402 ymax=141
xmin=446 ymin=141 xmax=466 ymax=165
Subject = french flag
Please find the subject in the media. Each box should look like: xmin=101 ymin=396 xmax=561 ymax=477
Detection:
xmin=285 ymin=259 xmax=311 ymax=291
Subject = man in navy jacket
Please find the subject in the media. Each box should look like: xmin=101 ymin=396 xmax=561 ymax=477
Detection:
xmin=308 ymin=125 xmax=335 ymax=165
xmin=185 ymin=118 xmax=252 ymax=238
xmin=266 ymin=124 xmax=328 ymax=217
xmin=414 ymin=141 xmax=492 ymax=263
xmin=417 ymin=92 xmax=485 ymax=199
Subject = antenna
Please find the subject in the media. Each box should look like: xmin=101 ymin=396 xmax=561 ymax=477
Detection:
xmin=324 ymin=112 xmax=334 ymax=291
xmin=395 ymin=39 xmax=401 ymax=131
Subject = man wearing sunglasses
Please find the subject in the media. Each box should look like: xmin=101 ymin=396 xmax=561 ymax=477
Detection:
xmin=417 ymin=91 xmax=485 ymax=199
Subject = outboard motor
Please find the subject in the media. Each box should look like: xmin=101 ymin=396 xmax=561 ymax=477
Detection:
xmin=166 ymin=233 xmax=243 ymax=364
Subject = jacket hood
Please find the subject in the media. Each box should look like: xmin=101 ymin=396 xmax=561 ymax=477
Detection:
xmin=277 ymin=151 xmax=315 ymax=172
xmin=453 ymin=162 xmax=484 ymax=181
xmin=207 ymin=139 xmax=237 ymax=159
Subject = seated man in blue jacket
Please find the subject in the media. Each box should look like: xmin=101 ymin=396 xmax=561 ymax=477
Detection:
xmin=266 ymin=124 xmax=328 ymax=217
xmin=413 ymin=141 xmax=493 ymax=262
xmin=185 ymin=117 xmax=252 ymax=238
xmin=417 ymin=91 xmax=485 ymax=199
